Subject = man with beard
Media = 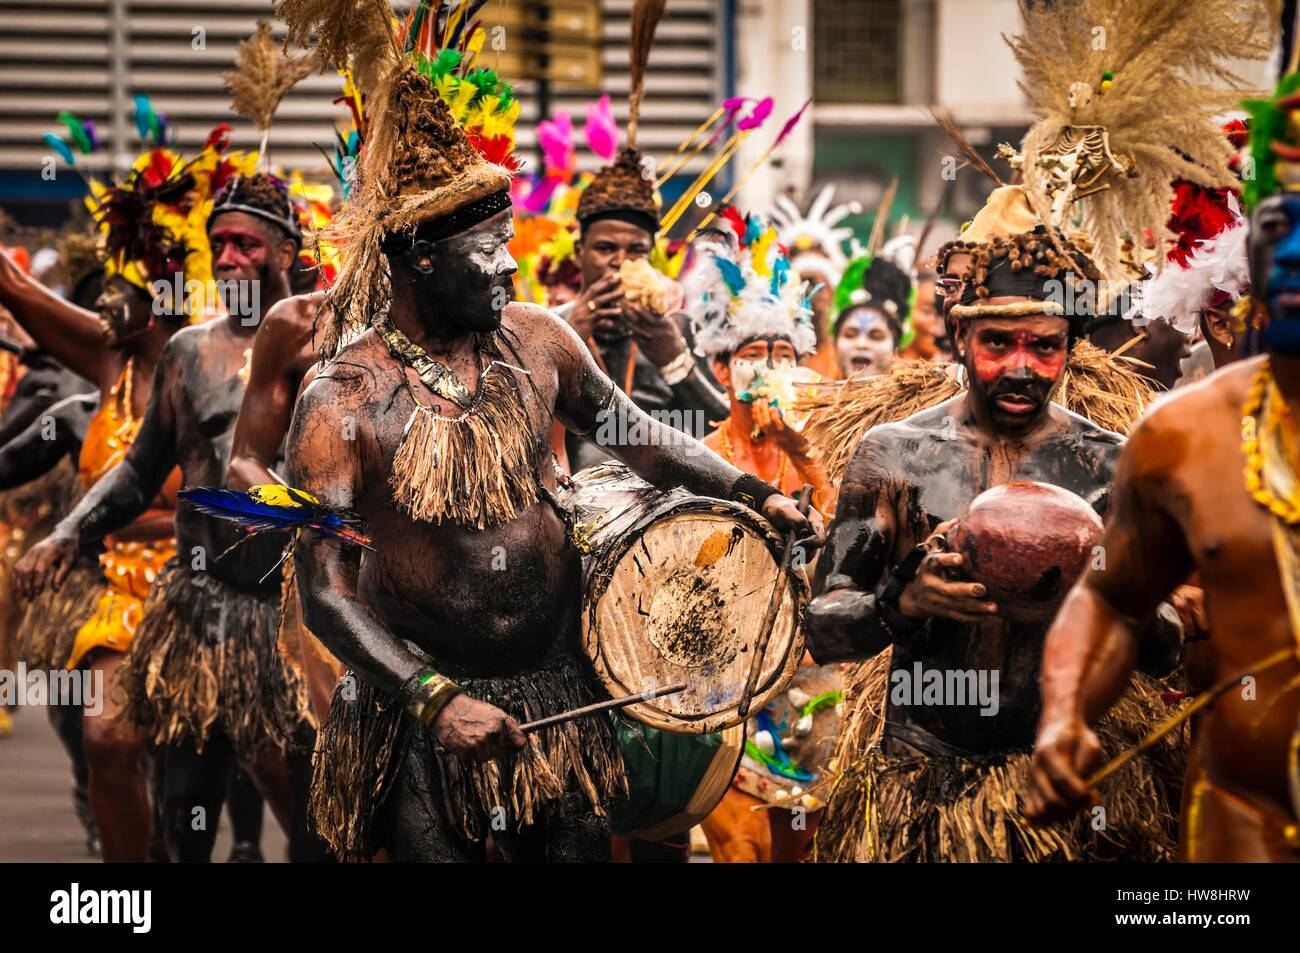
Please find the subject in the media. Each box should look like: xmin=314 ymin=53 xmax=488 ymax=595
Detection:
xmin=804 ymin=227 xmax=1180 ymax=862
xmin=1026 ymin=83 xmax=1300 ymax=861
xmin=16 ymin=172 xmax=325 ymax=862
xmin=282 ymin=2 xmax=821 ymax=862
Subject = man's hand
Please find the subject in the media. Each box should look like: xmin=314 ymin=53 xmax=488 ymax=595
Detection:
xmin=567 ymin=273 xmax=624 ymax=340
xmin=896 ymin=520 xmax=998 ymax=623
xmin=14 ymin=529 xmax=79 ymax=601
xmin=1024 ymin=717 xmax=1104 ymax=824
xmin=751 ymin=400 xmax=812 ymax=460
xmin=431 ymin=693 xmax=527 ymax=763
xmin=1170 ymin=584 xmax=1208 ymax=641
xmin=761 ymin=493 xmax=825 ymax=549
xmin=624 ymin=302 xmax=687 ymax=368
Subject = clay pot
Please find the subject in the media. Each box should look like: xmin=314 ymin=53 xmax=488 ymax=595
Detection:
xmin=946 ymin=481 xmax=1103 ymax=623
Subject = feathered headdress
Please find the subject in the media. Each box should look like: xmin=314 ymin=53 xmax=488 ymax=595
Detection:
xmin=1244 ymin=63 xmax=1300 ymax=208
xmin=277 ymin=0 xmax=519 ymax=352
xmin=1124 ymin=120 xmax=1251 ymax=334
xmin=211 ymin=22 xmax=309 ymax=249
xmin=768 ymin=185 xmax=861 ymax=285
xmin=1002 ymin=0 xmax=1277 ymax=281
xmin=85 ymin=120 xmax=252 ymax=312
xmin=832 ymin=253 xmax=914 ymax=344
xmin=686 ymin=211 xmax=815 ymax=358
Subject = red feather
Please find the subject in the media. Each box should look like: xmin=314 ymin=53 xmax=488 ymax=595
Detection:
xmin=721 ymin=206 xmax=747 ymax=241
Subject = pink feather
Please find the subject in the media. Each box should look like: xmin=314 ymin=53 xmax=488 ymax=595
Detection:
xmin=773 ymin=99 xmax=812 ymax=147
xmin=584 ymin=95 xmax=619 ymax=161
xmin=738 ymin=97 xmax=773 ymax=132
xmin=538 ymin=111 xmax=575 ymax=177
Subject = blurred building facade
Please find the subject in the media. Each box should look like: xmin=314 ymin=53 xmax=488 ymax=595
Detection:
xmin=0 ymin=0 xmax=1278 ymax=257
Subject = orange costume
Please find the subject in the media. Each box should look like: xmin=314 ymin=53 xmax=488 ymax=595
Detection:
xmin=64 ymin=361 xmax=180 ymax=670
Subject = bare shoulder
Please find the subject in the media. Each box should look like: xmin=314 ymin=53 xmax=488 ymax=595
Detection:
xmin=159 ymin=320 xmax=213 ymax=364
xmin=1133 ymin=356 xmax=1260 ymax=444
xmin=299 ymin=331 xmax=389 ymax=414
xmin=499 ymin=300 xmax=586 ymax=371
xmin=502 ymin=300 xmax=575 ymax=344
xmin=259 ymin=290 xmax=324 ymax=338
xmin=860 ymin=395 xmax=962 ymax=457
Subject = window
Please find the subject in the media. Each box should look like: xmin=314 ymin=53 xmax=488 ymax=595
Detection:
xmin=813 ymin=0 xmax=902 ymax=105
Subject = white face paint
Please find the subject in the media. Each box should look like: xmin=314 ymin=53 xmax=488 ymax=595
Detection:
xmin=835 ymin=307 xmax=896 ymax=379
xmin=729 ymin=337 xmax=800 ymax=405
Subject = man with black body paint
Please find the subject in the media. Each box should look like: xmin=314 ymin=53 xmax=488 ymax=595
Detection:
xmin=805 ymin=227 xmax=1180 ymax=862
xmin=289 ymin=200 xmax=822 ymax=862
xmin=16 ymin=175 xmax=329 ymax=862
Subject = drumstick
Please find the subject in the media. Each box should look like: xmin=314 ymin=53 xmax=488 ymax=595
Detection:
xmin=519 ymin=682 xmax=688 ymax=733
xmin=737 ymin=484 xmax=813 ymax=719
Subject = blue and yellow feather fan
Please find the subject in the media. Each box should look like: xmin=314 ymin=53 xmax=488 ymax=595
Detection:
xmin=180 ymin=484 xmax=372 ymax=550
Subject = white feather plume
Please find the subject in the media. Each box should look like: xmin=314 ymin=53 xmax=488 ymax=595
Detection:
xmin=1125 ymin=196 xmax=1248 ymax=335
xmin=768 ymin=184 xmax=860 ymax=279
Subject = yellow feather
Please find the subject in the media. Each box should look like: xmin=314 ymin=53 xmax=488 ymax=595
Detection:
xmin=249 ymin=484 xmax=321 ymax=508
xmin=751 ymin=228 xmax=775 ymax=277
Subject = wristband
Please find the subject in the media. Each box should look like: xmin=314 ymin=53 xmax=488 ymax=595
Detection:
xmin=728 ymin=473 xmax=780 ymax=513
xmin=658 ymin=349 xmax=695 ymax=386
xmin=401 ymin=670 xmax=463 ymax=728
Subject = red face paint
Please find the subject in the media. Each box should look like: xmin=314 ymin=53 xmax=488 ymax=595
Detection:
xmin=969 ymin=328 xmax=1067 ymax=385
xmin=963 ymin=317 xmax=1070 ymax=429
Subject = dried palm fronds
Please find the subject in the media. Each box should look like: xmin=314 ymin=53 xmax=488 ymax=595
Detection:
xmin=929 ymin=106 xmax=1003 ymax=186
xmin=1005 ymin=0 xmax=1278 ymax=280
xmin=799 ymin=361 xmax=964 ymax=483
xmin=626 ymin=0 xmax=667 ymax=149
xmin=276 ymin=0 xmax=399 ymax=97
xmin=223 ymin=19 xmax=318 ymax=162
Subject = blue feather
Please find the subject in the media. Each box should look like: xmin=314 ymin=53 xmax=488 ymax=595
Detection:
xmin=180 ymin=487 xmax=371 ymax=548
xmin=770 ymin=258 xmax=790 ymax=296
xmin=742 ymin=214 xmax=762 ymax=246
xmin=713 ymin=255 xmax=746 ymax=296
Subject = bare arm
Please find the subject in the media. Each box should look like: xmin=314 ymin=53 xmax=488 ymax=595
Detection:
xmin=804 ymin=434 xmax=904 ymax=661
xmin=1027 ymin=414 xmax=1194 ymax=821
xmin=227 ymin=297 xmax=314 ymax=490
xmin=0 ymin=250 xmax=108 ymax=383
xmin=54 ymin=335 xmax=181 ymax=544
xmin=287 ymin=379 xmax=422 ymax=695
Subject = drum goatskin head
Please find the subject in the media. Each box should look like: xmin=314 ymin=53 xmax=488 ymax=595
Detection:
xmin=567 ymin=464 xmax=806 ymax=734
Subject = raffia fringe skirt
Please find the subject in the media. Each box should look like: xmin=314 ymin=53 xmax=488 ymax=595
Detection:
xmin=119 ymin=559 xmax=310 ymax=754
xmin=812 ymin=650 xmax=1187 ymax=863
xmin=14 ymin=561 xmax=103 ymax=671
xmin=310 ymin=653 xmax=627 ymax=859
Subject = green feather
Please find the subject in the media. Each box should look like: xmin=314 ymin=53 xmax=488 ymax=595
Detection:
xmin=832 ymin=255 xmax=872 ymax=321
xmin=56 ymin=111 xmax=91 ymax=155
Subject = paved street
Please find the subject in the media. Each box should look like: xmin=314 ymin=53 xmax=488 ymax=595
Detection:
xmin=0 ymin=705 xmax=285 ymax=862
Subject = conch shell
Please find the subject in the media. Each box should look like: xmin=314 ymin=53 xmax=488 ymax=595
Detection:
xmin=618 ymin=256 xmax=671 ymax=313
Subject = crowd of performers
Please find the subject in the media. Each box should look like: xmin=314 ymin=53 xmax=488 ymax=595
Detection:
xmin=0 ymin=0 xmax=1298 ymax=864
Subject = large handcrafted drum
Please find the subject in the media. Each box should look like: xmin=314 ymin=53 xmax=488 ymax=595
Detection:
xmin=561 ymin=463 xmax=807 ymax=734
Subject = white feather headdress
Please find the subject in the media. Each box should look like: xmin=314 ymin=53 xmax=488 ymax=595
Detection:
xmin=686 ymin=213 xmax=816 ymax=359
xmin=768 ymin=184 xmax=860 ymax=283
